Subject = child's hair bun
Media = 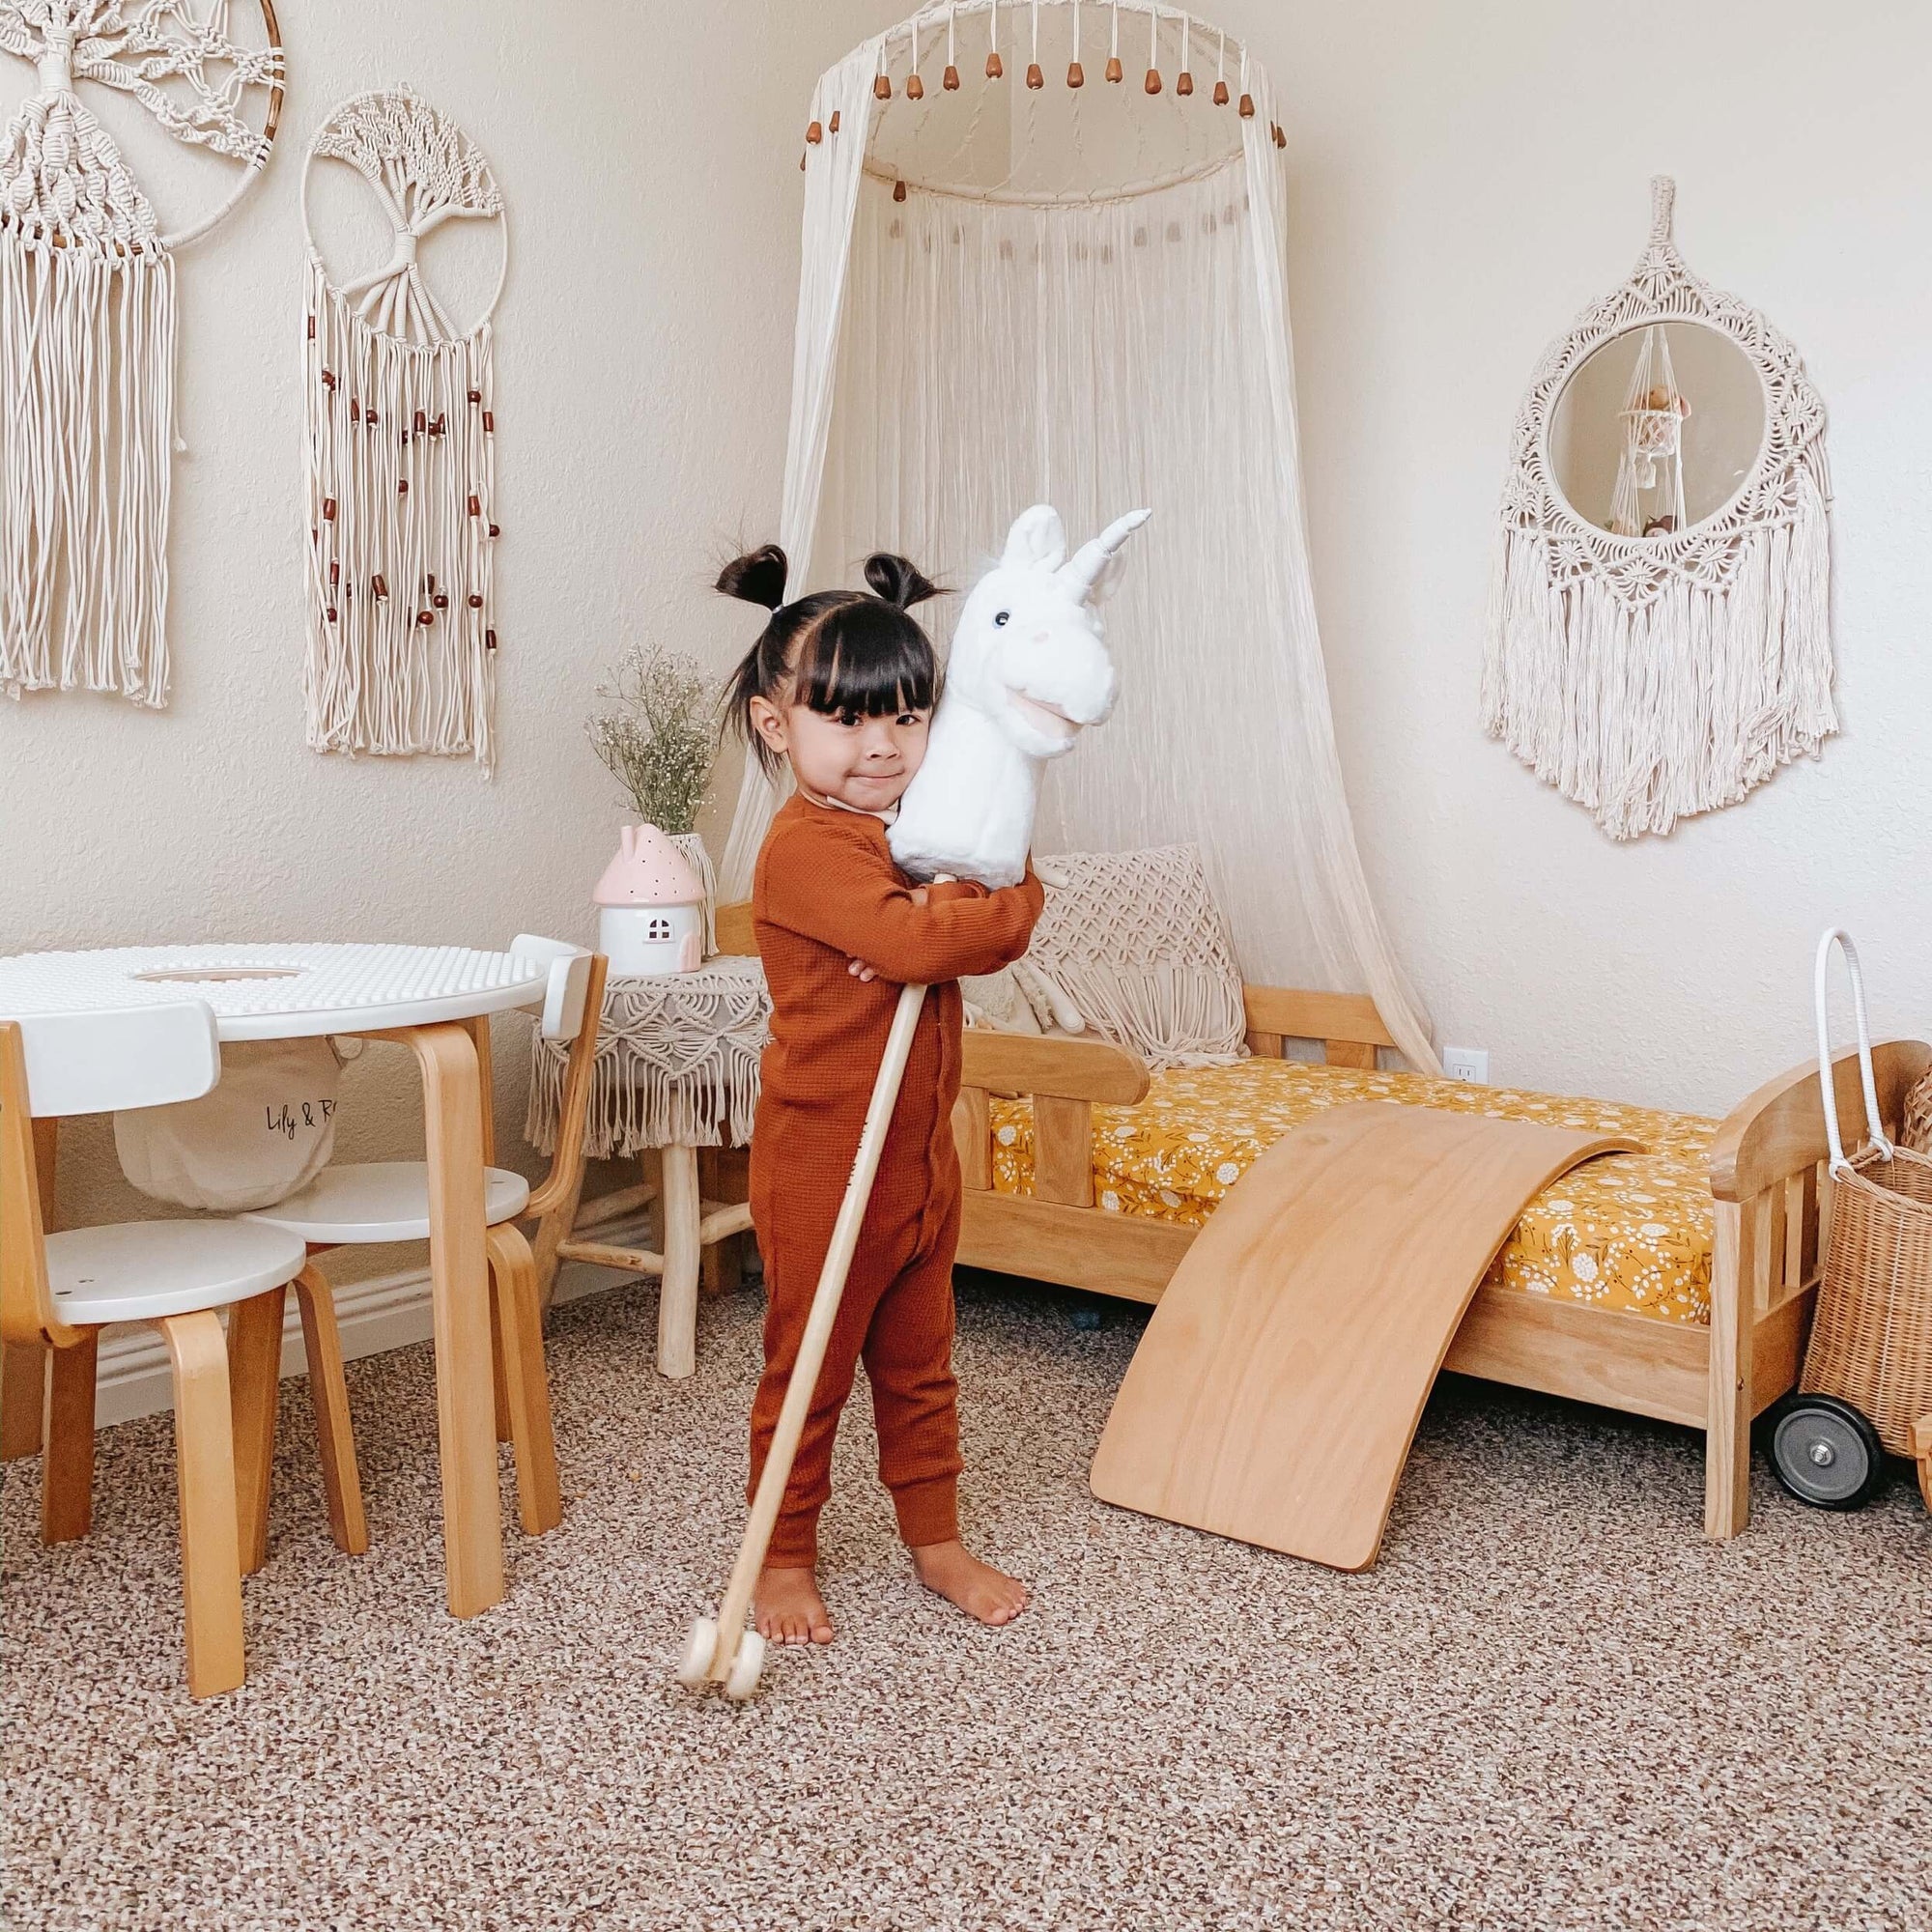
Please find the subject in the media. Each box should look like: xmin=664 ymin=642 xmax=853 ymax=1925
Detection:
xmin=864 ymin=552 xmax=942 ymax=610
xmin=716 ymin=544 xmax=790 ymax=611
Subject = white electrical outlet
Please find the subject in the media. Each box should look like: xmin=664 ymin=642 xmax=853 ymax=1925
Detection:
xmin=1442 ymin=1046 xmax=1490 ymax=1085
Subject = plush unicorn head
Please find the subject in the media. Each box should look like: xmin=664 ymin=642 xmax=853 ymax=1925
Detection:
xmin=888 ymin=504 xmax=1151 ymax=889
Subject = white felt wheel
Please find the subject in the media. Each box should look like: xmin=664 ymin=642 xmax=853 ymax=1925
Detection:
xmin=675 ymin=1617 xmax=718 ymax=1689
xmin=723 ymin=1631 xmax=766 ymax=1702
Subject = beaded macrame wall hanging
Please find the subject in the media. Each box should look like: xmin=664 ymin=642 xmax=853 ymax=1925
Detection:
xmin=301 ymin=84 xmax=505 ymax=771
xmin=0 ymin=0 xmax=283 ymax=705
xmin=1484 ymin=178 xmax=1834 ymax=840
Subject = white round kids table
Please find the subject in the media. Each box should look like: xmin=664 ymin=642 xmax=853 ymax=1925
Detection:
xmin=0 ymin=941 xmax=548 ymax=1620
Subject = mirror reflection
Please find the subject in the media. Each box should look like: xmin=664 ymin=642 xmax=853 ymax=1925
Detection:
xmin=1549 ymin=321 xmax=1764 ymax=536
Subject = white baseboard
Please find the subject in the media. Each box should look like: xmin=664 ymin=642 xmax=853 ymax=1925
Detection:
xmin=88 ymin=1259 xmax=641 ymax=1429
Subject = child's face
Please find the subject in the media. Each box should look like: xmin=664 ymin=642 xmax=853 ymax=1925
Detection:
xmin=749 ymin=696 xmax=930 ymax=814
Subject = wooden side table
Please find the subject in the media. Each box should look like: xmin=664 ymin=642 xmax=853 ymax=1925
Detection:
xmin=526 ymin=956 xmax=768 ymax=1378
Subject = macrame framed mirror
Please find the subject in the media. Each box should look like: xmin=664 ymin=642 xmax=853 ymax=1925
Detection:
xmin=1483 ymin=177 xmax=1834 ymax=839
xmin=300 ymin=83 xmax=505 ymax=772
xmin=1 ymin=0 xmax=284 ymax=707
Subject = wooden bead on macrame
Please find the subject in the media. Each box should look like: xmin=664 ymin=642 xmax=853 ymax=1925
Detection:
xmin=1105 ymin=55 xmax=1123 ymax=82
xmin=943 ymin=64 xmax=960 ymax=90
xmin=488 ymin=523 xmax=500 ymax=538
xmin=985 ymin=51 xmax=1003 ymax=78
xmin=893 ymin=180 xmax=908 ymax=202
xmin=482 ymin=411 xmax=494 ymax=432
xmin=829 ymin=110 xmax=839 ymax=132
xmin=874 ymin=73 xmax=892 ymax=99
xmin=326 ymin=607 xmax=337 ymax=623
xmin=434 ymin=593 xmax=448 ymax=610
xmin=1067 ymin=60 xmax=1085 ymax=87
xmin=323 ymin=497 xmax=337 ymax=522
xmin=485 ymin=629 xmax=497 ymax=651
xmin=306 ymin=315 xmax=315 ymax=340
xmin=1145 ymin=68 xmax=1162 ymax=94
xmin=469 ymin=388 xmax=482 ymax=404
xmin=1273 ymin=123 xmax=1286 ymax=147
xmin=469 ymin=494 xmax=482 ymax=516
xmin=1026 ymin=62 xmax=1043 ymax=89
xmin=321 ymin=369 xmax=337 ymax=390
xmin=350 ymin=398 xmax=360 ymax=422
xmin=365 ymin=409 xmax=379 ymax=428
xmin=468 ymin=594 xmax=483 ymax=609
xmin=397 ymin=478 xmax=409 ymax=496
xmin=417 ymin=610 xmax=434 ymax=627
xmin=328 ymin=561 xmax=339 ymax=585
xmin=413 ymin=410 xmax=426 ymax=434
xmin=806 ymin=121 xmax=822 ymax=144
xmin=906 ymin=72 xmax=924 ymax=99
xmin=1237 ymin=92 xmax=1255 ymax=116
xmin=1212 ymin=78 xmax=1230 ymax=105
xmin=372 ymin=574 xmax=388 ymax=599
xmin=1177 ymin=71 xmax=1194 ymax=96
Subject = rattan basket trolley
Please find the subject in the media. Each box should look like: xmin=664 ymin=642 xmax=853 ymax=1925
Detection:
xmin=1766 ymin=932 xmax=1932 ymax=1513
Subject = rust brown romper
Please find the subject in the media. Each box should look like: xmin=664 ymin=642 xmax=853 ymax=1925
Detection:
xmin=748 ymin=793 xmax=1044 ymax=1567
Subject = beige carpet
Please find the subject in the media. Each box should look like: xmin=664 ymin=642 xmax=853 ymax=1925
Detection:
xmin=4 ymin=1274 xmax=1927 ymax=1932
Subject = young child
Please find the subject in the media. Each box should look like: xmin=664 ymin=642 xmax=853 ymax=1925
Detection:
xmin=719 ymin=541 xmax=1045 ymax=1647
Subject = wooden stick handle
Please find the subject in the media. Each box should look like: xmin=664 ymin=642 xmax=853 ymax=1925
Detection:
xmin=709 ymin=981 xmax=928 ymax=1677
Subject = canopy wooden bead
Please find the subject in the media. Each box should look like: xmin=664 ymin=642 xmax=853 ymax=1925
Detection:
xmin=1177 ymin=71 xmax=1194 ymax=96
xmin=806 ymin=120 xmax=822 ymax=144
xmin=944 ymin=63 xmax=960 ymax=89
xmin=1212 ymin=78 xmax=1230 ymax=104
xmin=1237 ymin=92 xmax=1255 ymax=116
xmin=985 ymin=51 xmax=1004 ymax=78
xmin=1067 ymin=60 xmax=1085 ymax=86
xmin=893 ymin=180 xmax=908 ymax=202
xmin=1145 ymin=68 xmax=1162 ymax=94
xmin=1027 ymin=62 xmax=1044 ymax=88
xmin=1105 ymin=55 xmax=1123 ymax=82
xmin=906 ymin=72 xmax=924 ymax=99
xmin=1272 ymin=123 xmax=1286 ymax=148
xmin=829 ymin=110 xmax=840 ymax=131
xmin=874 ymin=73 xmax=892 ymax=99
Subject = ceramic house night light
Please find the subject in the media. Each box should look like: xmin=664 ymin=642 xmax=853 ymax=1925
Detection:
xmin=594 ymin=825 xmax=707 ymax=976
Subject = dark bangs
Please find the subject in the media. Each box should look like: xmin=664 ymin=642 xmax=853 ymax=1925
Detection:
xmin=792 ymin=597 xmax=939 ymax=720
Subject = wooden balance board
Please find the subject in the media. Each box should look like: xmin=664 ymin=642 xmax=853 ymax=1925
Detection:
xmin=1090 ymin=1102 xmax=1636 ymax=1572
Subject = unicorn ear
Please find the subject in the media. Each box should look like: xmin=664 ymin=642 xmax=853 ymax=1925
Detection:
xmin=1058 ymin=508 xmax=1151 ymax=605
xmin=1001 ymin=504 xmax=1067 ymax=571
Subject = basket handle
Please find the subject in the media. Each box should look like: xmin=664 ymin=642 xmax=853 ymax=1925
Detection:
xmin=1814 ymin=928 xmax=1894 ymax=1178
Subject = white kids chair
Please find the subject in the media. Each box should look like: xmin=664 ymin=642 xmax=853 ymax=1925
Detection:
xmin=244 ymin=938 xmax=607 ymax=1546
xmin=0 ymin=1005 xmax=350 ymax=1698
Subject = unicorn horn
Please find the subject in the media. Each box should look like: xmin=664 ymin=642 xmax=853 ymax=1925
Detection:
xmin=1058 ymin=508 xmax=1152 ymax=602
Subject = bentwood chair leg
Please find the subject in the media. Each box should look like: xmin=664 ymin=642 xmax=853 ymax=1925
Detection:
xmin=292 ymin=1265 xmax=368 ymax=1556
xmin=42 ymin=1330 xmax=99 ymax=1545
xmin=159 ymin=1310 xmax=246 ymax=1698
xmin=227 ymin=1283 xmax=287 ymax=1576
xmin=489 ymin=1284 xmax=514 ymax=1446
xmin=488 ymin=1226 xmax=561 ymax=1536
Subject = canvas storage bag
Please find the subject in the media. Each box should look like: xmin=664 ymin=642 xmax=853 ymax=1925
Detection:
xmin=115 ymin=1037 xmax=343 ymax=1212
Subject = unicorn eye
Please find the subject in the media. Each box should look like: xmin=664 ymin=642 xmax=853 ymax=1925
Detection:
xmin=993 ymin=611 xmax=1010 ymax=627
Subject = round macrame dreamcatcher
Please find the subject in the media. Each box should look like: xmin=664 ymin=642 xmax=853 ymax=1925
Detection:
xmin=0 ymin=0 xmax=283 ymax=706
xmin=301 ymin=83 xmax=505 ymax=772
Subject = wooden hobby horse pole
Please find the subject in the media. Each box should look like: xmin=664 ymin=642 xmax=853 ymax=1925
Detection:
xmin=678 ymin=980 xmax=928 ymax=1699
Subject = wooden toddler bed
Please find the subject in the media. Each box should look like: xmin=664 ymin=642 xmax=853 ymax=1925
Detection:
xmin=951 ymin=985 xmax=1930 ymax=1540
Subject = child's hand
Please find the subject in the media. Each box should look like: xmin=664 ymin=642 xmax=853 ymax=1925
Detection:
xmin=847 ymin=957 xmax=879 ymax=982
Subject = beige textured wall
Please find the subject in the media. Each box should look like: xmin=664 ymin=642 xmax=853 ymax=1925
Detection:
xmin=5 ymin=0 xmax=1927 ymax=1262
xmin=1214 ymin=0 xmax=1931 ymax=1113
xmin=1 ymin=0 xmax=889 ymax=1259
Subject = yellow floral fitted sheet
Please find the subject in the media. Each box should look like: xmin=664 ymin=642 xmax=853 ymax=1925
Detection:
xmin=987 ymin=1059 xmax=1719 ymax=1324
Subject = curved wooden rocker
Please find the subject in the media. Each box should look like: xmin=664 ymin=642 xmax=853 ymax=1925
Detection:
xmin=1090 ymin=1102 xmax=1636 ymax=1571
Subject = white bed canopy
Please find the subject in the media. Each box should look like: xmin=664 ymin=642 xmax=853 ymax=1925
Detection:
xmin=720 ymin=0 xmax=1435 ymax=1069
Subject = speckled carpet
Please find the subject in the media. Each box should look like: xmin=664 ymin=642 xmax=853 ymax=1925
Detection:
xmin=4 ymin=1274 xmax=1928 ymax=1931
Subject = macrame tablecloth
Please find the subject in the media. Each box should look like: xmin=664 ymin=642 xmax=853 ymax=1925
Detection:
xmin=526 ymin=956 xmax=769 ymax=1158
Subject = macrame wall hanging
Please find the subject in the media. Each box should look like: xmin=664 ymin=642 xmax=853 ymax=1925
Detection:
xmin=0 ymin=0 xmax=282 ymax=705
xmin=1484 ymin=177 xmax=1834 ymax=840
xmin=300 ymin=84 xmax=505 ymax=771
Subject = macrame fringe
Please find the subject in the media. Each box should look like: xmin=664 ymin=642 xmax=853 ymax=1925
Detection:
xmin=525 ymin=1035 xmax=764 ymax=1161
xmin=302 ymin=258 xmax=497 ymax=768
xmin=1042 ymin=956 xmax=1247 ymax=1071
xmin=0 ymin=233 xmax=175 ymax=704
xmin=1482 ymin=472 xmax=1834 ymax=840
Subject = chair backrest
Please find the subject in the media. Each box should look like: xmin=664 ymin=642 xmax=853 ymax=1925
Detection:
xmin=8 ymin=1002 xmax=221 ymax=1118
xmin=0 ymin=1009 xmax=222 ymax=1348
xmin=509 ymin=934 xmax=595 ymax=1042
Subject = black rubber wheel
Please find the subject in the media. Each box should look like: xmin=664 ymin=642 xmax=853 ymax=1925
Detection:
xmin=1766 ymin=1394 xmax=1887 ymax=1510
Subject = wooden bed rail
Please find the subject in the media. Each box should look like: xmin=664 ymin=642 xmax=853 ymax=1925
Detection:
xmin=1241 ymin=985 xmax=1398 ymax=1070
xmin=1701 ymin=1036 xmax=1930 ymax=1537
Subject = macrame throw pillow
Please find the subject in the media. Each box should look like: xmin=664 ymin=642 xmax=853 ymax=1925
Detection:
xmin=1027 ymin=844 xmax=1248 ymax=1070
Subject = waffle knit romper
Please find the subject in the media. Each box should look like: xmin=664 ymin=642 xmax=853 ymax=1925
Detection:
xmin=749 ymin=791 xmax=1045 ymax=1566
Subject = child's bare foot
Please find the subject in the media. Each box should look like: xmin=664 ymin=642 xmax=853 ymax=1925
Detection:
xmin=910 ymin=1539 xmax=1030 ymax=1626
xmin=755 ymin=1566 xmax=835 ymax=1645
